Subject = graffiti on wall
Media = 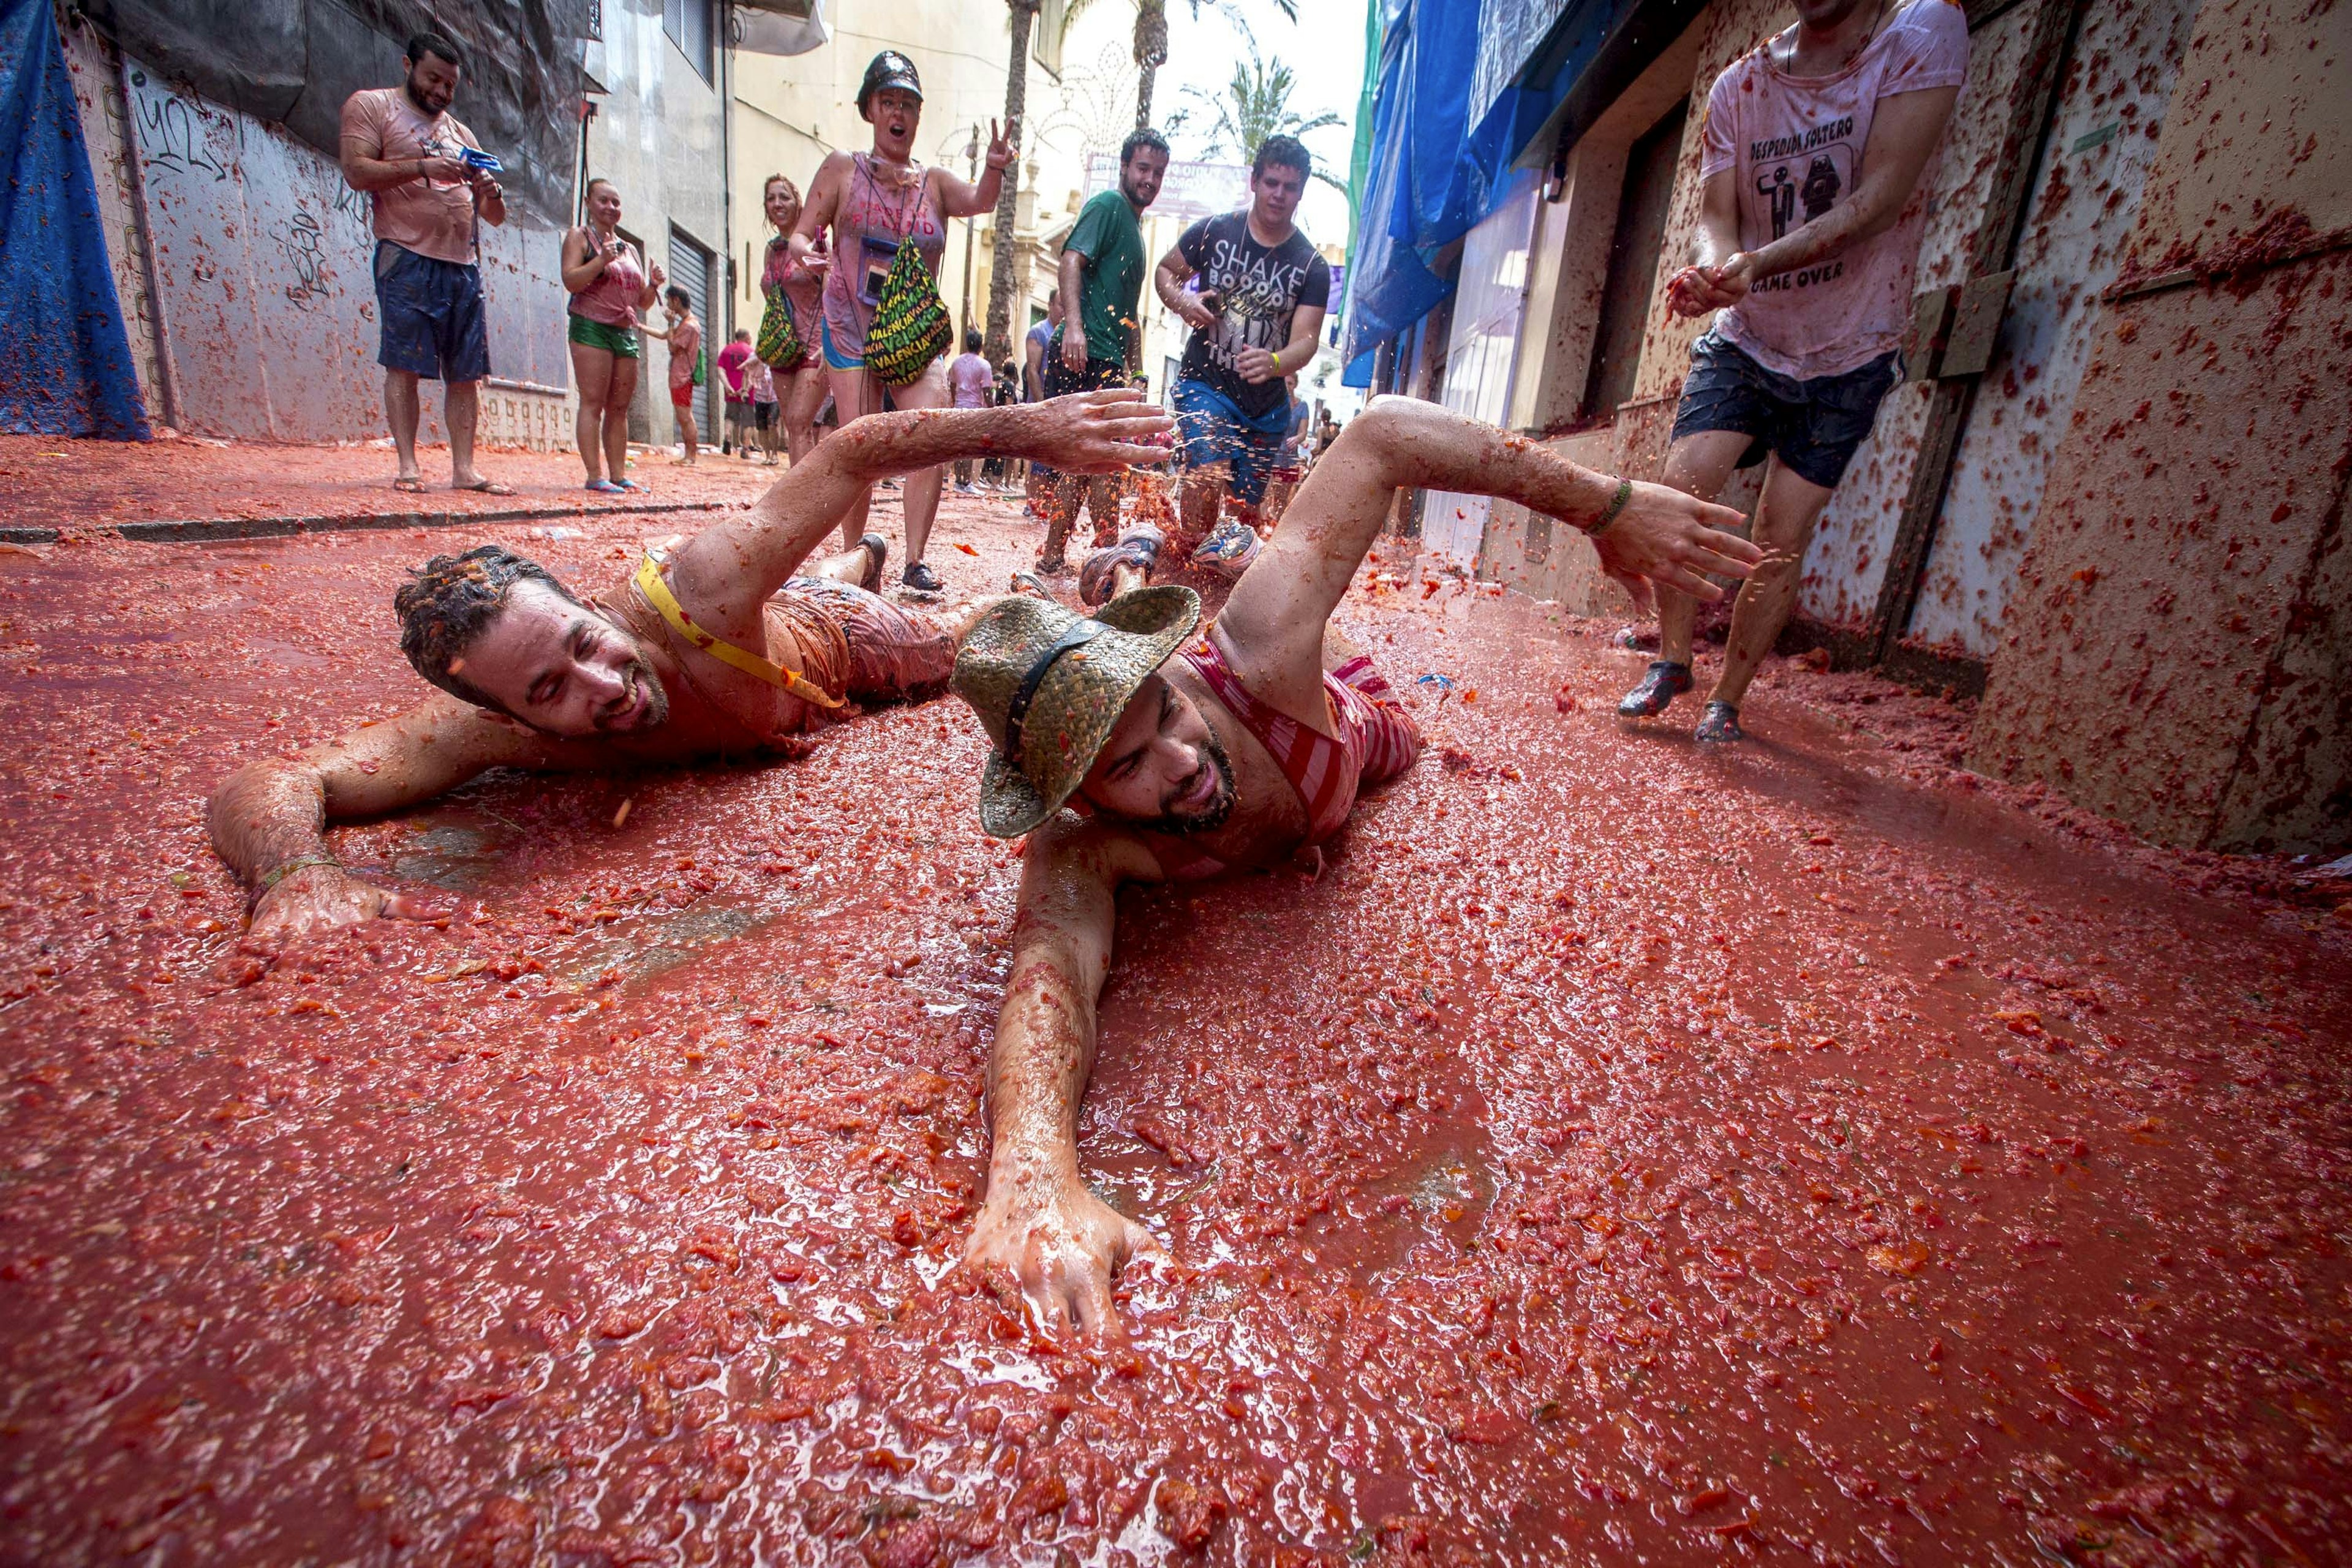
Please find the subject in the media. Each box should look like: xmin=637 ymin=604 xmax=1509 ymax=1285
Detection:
xmin=118 ymin=62 xmax=570 ymax=442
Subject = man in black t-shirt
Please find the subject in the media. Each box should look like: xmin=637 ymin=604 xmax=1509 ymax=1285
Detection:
xmin=1145 ymin=134 xmax=1330 ymax=581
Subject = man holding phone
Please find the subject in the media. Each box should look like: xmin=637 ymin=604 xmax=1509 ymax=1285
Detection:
xmin=1148 ymin=134 xmax=1329 ymax=578
xmin=339 ymin=32 xmax=513 ymax=497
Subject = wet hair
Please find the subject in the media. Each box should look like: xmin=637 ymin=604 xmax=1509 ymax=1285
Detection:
xmin=406 ymin=32 xmax=462 ymax=70
xmin=394 ymin=545 xmax=579 ymax=712
xmin=1253 ymin=134 xmax=1310 ymax=183
xmin=762 ymin=172 xmax=800 ymax=222
xmin=964 ymin=328 xmax=984 ymax=353
xmin=665 ymin=284 xmax=690 ymax=311
xmin=1121 ymin=127 xmax=1170 ymax=165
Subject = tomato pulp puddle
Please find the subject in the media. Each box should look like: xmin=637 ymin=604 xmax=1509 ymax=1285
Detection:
xmin=0 ymin=510 xmax=2346 ymax=1565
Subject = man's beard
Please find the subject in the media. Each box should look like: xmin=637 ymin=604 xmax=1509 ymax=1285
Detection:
xmin=597 ymin=655 xmax=671 ymax=733
xmin=406 ymin=72 xmax=452 ymax=115
xmin=1121 ymin=173 xmax=1158 ymax=208
xmin=1128 ymin=733 xmax=1236 ymax=836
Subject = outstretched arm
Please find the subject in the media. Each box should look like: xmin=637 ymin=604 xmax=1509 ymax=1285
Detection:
xmin=964 ymin=822 xmax=1166 ymax=1340
xmin=1216 ymin=396 xmax=1764 ymax=726
xmin=935 ymin=120 xmax=1012 ymax=220
xmin=663 ymin=391 xmax=1172 ymax=648
xmin=208 ymin=695 xmax=568 ymax=944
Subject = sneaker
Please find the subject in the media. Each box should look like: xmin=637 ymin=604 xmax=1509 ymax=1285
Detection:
xmin=1615 ymin=660 xmax=1692 ymax=718
xmin=857 ymin=532 xmax=889 ymax=592
xmin=900 ymin=560 xmax=944 ymax=595
xmin=1191 ymin=518 xmax=1261 ymax=581
xmin=1694 ymin=701 xmax=1746 ymax=743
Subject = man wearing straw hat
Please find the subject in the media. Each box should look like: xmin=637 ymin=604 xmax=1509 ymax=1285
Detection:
xmin=950 ymin=397 xmax=1763 ymax=1336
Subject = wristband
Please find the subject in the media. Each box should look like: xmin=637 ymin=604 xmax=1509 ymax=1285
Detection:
xmin=1585 ymin=477 xmax=1634 ymax=537
xmin=256 ymin=854 xmax=341 ymax=899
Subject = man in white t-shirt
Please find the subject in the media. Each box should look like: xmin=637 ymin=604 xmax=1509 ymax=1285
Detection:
xmin=1618 ymin=0 xmax=1967 ymax=741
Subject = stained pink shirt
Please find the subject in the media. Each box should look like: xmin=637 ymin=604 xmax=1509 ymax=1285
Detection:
xmin=338 ymin=88 xmax=484 ymax=266
xmin=567 ymin=228 xmax=645 ymax=327
xmin=1699 ymin=0 xmax=1969 ymax=379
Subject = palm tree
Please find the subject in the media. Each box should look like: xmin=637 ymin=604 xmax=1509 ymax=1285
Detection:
xmin=1066 ymin=0 xmax=1298 ymax=133
xmin=985 ymin=0 xmax=1042 ymax=364
xmin=1186 ymin=32 xmax=1344 ymax=187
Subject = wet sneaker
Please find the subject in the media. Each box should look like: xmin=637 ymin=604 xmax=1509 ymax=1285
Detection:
xmin=1615 ymin=660 xmax=1692 ymax=718
xmin=1694 ymin=701 xmax=1745 ymax=743
xmin=900 ymin=560 xmax=944 ymax=595
xmin=857 ymin=532 xmax=889 ymax=592
xmin=1035 ymin=554 xmax=1069 ymax=575
xmin=1191 ymin=518 xmax=1261 ymax=581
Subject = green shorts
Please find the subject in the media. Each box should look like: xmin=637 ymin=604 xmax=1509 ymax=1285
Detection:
xmin=567 ymin=314 xmax=639 ymax=357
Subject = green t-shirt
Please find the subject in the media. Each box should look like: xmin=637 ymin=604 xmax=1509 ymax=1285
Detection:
xmin=1058 ymin=188 xmax=1144 ymax=370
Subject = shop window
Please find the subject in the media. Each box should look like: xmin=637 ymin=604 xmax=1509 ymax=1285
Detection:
xmin=1583 ymin=100 xmax=1687 ymax=421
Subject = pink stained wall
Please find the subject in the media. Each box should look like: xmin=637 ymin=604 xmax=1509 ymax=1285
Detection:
xmin=1969 ymin=0 xmax=2352 ymax=852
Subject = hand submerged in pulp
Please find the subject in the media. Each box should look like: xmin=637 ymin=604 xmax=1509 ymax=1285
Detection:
xmin=963 ymin=1175 xmax=1165 ymax=1340
xmin=248 ymin=864 xmax=439 ymax=946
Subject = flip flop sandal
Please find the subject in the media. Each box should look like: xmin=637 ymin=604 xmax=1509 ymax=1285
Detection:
xmin=857 ymin=532 xmax=889 ymax=593
xmin=1006 ymin=569 xmax=1055 ymax=600
xmin=392 ymin=476 xmax=428 ymax=494
xmin=585 ymin=478 xmax=625 ymax=494
xmin=454 ymin=479 xmax=517 ymax=496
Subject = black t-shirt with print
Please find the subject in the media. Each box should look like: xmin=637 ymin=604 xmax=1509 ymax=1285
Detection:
xmin=1175 ymin=210 xmax=1330 ymax=420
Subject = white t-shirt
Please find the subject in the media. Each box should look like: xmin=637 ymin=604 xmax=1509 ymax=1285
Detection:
xmin=1700 ymin=0 xmax=1970 ymax=379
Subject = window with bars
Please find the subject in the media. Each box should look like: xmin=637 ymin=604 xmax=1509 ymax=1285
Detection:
xmin=664 ymin=0 xmax=715 ymax=85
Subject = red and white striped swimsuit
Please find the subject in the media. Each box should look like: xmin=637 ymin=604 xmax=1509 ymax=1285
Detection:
xmin=1145 ymin=633 xmax=1422 ymax=879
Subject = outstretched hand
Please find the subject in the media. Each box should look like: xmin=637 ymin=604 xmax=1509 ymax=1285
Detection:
xmin=1023 ymin=388 xmax=1174 ymax=474
xmin=963 ymin=1178 xmax=1165 ymax=1341
xmin=247 ymin=866 xmax=441 ymax=947
xmin=1583 ymin=481 xmax=1762 ymax=612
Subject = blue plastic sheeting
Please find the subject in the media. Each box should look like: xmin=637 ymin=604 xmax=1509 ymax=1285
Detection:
xmin=1340 ymin=0 xmax=1643 ymax=385
xmin=0 ymin=0 xmax=150 ymax=440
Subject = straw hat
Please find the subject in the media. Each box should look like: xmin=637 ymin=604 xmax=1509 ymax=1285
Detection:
xmin=952 ymin=586 xmax=1202 ymax=837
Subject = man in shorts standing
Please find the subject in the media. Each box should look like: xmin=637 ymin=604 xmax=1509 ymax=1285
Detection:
xmin=338 ymin=33 xmax=512 ymax=496
xmin=644 ymin=285 xmax=704 ymax=465
xmin=717 ymin=328 xmax=755 ymax=457
xmin=1022 ymin=292 xmax=1063 ymax=519
xmin=1038 ymin=129 xmax=1170 ymax=572
xmin=1617 ymin=0 xmax=1967 ymax=741
xmin=1152 ymin=135 xmax=1328 ymax=571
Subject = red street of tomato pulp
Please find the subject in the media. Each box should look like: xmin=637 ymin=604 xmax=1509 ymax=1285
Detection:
xmin=0 ymin=489 xmax=2345 ymax=1564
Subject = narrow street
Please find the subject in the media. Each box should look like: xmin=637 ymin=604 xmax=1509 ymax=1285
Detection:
xmin=0 ymin=445 xmax=2343 ymax=1564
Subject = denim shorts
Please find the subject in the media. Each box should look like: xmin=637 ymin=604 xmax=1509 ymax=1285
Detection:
xmin=1671 ymin=331 xmax=1901 ymax=489
xmin=374 ymin=243 xmax=489 ymax=382
xmin=1171 ymin=377 xmax=1290 ymax=505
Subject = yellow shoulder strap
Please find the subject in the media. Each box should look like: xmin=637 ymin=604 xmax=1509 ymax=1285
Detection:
xmin=634 ymin=552 xmax=844 ymax=710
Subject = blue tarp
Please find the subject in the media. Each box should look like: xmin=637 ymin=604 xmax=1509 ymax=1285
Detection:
xmin=0 ymin=0 xmax=150 ymax=440
xmin=1340 ymin=0 xmax=1645 ymax=385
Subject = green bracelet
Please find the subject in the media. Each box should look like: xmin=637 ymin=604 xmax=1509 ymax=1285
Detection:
xmin=255 ymin=855 xmax=341 ymax=897
xmin=1586 ymin=477 xmax=1634 ymax=537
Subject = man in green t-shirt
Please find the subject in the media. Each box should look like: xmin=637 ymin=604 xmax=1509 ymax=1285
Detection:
xmin=1039 ymin=128 xmax=1169 ymax=572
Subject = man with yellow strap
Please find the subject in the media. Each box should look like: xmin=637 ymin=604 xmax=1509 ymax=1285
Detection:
xmin=207 ymin=391 xmax=1171 ymax=943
